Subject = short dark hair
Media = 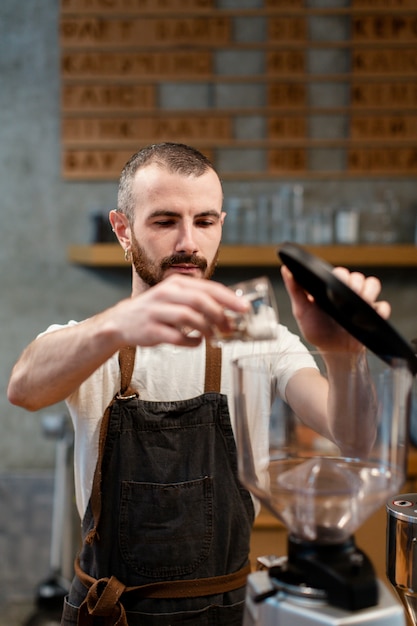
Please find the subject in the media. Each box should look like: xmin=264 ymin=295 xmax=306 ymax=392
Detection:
xmin=117 ymin=143 xmax=216 ymax=223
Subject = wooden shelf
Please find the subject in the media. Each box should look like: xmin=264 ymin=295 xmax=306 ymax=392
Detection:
xmin=68 ymin=243 xmax=417 ymax=268
xmin=69 ymin=243 xmax=125 ymax=266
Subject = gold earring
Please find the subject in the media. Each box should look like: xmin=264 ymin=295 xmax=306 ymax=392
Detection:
xmin=124 ymin=248 xmax=131 ymax=262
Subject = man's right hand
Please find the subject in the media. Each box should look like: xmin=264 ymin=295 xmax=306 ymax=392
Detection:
xmin=7 ymin=275 xmax=249 ymax=410
xmin=109 ymin=274 xmax=251 ymax=347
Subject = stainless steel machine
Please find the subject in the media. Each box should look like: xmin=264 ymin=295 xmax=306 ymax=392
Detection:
xmin=232 ymin=243 xmax=417 ymax=626
xmin=387 ymin=494 xmax=417 ymax=626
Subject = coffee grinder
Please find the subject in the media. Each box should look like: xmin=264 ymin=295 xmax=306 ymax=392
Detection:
xmin=232 ymin=243 xmax=417 ymax=626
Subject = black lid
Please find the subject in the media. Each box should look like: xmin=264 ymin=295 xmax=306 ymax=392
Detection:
xmin=278 ymin=242 xmax=417 ymax=375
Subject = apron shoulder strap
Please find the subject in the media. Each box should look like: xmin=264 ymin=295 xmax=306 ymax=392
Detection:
xmin=204 ymin=342 xmax=222 ymax=393
xmin=118 ymin=345 xmax=137 ymax=398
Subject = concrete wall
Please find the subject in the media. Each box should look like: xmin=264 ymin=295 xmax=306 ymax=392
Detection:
xmin=0 ymin=0 xmax=416 ymax=607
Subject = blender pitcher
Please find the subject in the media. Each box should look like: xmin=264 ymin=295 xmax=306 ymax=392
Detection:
xmin=231 ymin=243 xmax=417 ymax=626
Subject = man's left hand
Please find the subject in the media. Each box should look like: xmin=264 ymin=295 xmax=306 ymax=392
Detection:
xmin=281 ymin=265 xmax=391 ymax=352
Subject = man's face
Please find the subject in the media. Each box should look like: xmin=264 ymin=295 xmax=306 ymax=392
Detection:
xmin=129 ymin=164 xmax=225 ymax=287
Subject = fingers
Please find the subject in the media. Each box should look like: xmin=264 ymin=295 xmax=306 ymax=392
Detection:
xmin=333 ymin=267 xmax=390 ymax=319
xmin=371 ymin=300 xmax=391 ymax=320
xmin=117 ymin=275 xmax=252 ymax=347
xmin=282 ymin=263 xmax=391 ymax=323
xmin=152 ymin=275 xmax=250 ymax=332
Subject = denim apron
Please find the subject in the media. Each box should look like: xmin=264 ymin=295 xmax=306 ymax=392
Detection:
xmin=61 ymin=344 xmax=254 ymax=625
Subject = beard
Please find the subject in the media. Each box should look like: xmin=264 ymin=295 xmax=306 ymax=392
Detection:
xmin=130 ymin=232 xmax=219 ymax=287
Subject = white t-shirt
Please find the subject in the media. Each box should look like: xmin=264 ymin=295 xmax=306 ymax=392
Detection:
xmin=42 ymin=321 xmax=317 ymax=518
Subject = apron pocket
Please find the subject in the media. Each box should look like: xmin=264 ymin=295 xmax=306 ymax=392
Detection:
xmin=119 ymin=476 xmax=213 ymax=578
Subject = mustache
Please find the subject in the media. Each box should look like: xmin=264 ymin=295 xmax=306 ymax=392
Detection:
xmin=160 ymin=254 xmax=208 ymax=272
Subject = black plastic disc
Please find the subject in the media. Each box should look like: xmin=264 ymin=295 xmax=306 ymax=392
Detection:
xmin=278 ymin=242 xmax=417 ymax=375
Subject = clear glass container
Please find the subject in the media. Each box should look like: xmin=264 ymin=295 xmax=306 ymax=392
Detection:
xmin=233 ymin=350 xmax=412 ymax=544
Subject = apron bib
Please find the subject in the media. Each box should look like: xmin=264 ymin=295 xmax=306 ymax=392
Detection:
xmin=61 ymin=344 xmax=254 ymax=625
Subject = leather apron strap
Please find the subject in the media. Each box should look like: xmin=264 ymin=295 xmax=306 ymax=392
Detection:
xmin=76 ymin=556 xmax=251 ymax=599
xmin=75 ymin=558 xmax=251 ymax=626
xmin=118 ymin=344 xmax=137 ymax=398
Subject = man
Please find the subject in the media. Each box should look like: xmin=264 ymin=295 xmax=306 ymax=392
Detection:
xmin=8 ymin=143 xmax=390 ymax=625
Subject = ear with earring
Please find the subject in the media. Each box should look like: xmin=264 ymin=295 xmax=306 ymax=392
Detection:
xmin=124 ymin=248 xmax=132 ymax=262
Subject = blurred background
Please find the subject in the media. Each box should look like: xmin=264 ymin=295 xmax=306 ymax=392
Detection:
xmin=0 ymin=1 xmax=416 ymax=622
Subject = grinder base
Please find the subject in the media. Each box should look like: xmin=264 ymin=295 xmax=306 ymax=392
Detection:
xmin=243 ymin=571 xmax=406 ymax=626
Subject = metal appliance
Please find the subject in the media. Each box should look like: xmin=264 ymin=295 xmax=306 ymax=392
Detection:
xmin=387 ymin=493 xmax=417 ymax=626
xmin=231 ymin=243 xmax=417 ymax=626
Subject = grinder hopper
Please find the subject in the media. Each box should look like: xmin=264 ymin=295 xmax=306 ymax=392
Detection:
xmin=232 ymin=243 xmax=417 ymax=619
